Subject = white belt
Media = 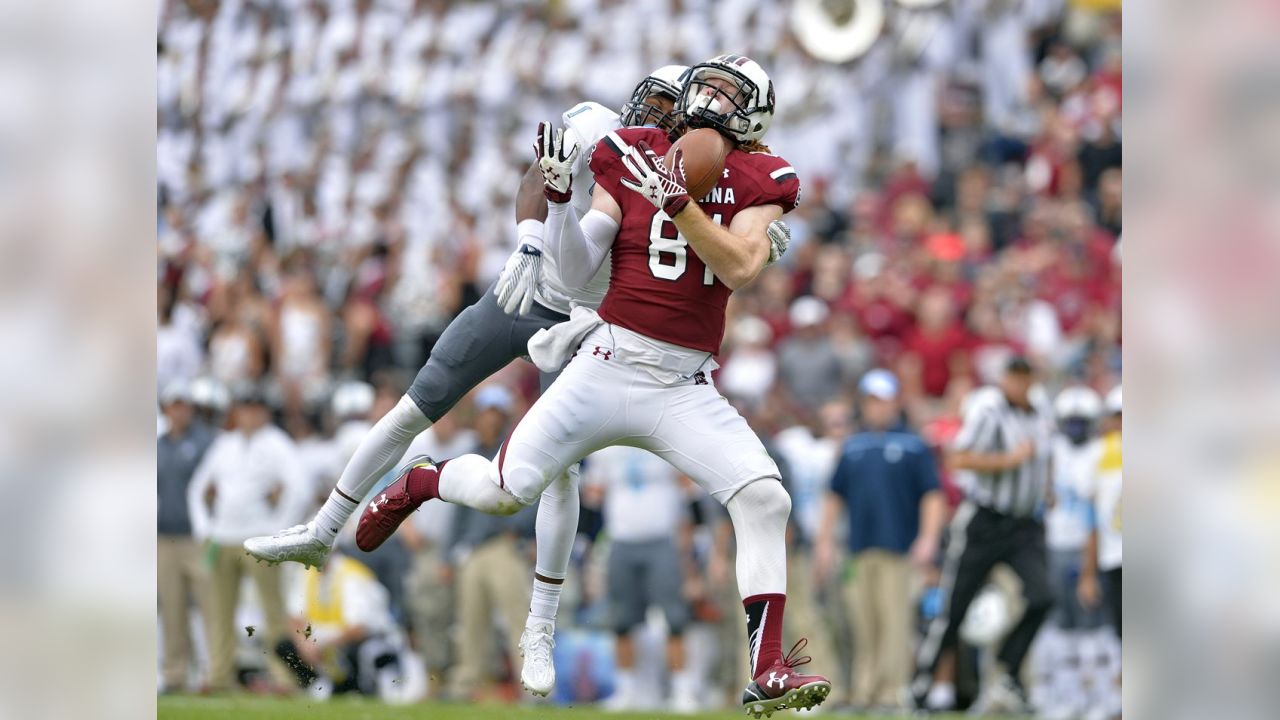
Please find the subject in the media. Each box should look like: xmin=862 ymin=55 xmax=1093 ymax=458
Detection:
xmin=598 ymin=324 xmax=717 ymax=380
xmin=528 ymin=308 xmax=717 ymax=384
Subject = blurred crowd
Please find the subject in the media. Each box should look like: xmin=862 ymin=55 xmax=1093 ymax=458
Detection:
xmin=157 ymin=0 xmax=1122 ymax=715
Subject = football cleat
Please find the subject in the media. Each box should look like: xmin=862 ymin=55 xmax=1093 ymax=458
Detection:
xmin=355 ymin=455 xmax=435 ymax=552
xmin=740 ymin=639 xmax=831 ymax=718
xmin=243 ymin=522 xmax=330 ymax=570
xmin=518 ymin=621 xmax=556 ymax=697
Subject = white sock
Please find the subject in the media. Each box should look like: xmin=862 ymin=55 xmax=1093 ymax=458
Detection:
xmin=613 ymin=669 xmax=634 ymax=697
xmin=437 ymin=453 xmax=526 ymax=515
xmin=529 ymin=579 xmax=563 ymax=628
xmin=926 ymin=682 xmax=956 ymax=709
xmin=672 ymin=668 xmax=695 ymax=695
xmin=312 ymin=491 xmax=357 ymax=545
xmin=725 ymin=479 xmax=790 ymax=597
xmin=528 ymin=464 xmax=579 ymax=626
xmin=314 ymin=395 xmax=430 ymax=544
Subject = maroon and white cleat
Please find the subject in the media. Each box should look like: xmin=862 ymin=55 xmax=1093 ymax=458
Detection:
xmin=355 ymin=455 xmax=435 ymax=552
xmin=740 ymin=639 xmax=832 ymax=718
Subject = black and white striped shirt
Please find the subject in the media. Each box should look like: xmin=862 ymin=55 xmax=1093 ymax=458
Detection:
xmin=952 ymin=386 xmax=1054 ymax=518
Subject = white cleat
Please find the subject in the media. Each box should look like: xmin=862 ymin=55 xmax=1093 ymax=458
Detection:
xmin=518 ymin=621 xmax=556 ymax=697
xmin=243 ymin=522 xmax=331 ymax=570
xmin=670 ymin=688 xmax=700 ymax=714
xmin=602 ymin=689 xmax=637 ymax=713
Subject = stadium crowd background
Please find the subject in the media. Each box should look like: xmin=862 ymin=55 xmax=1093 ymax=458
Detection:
xmin=157 ymin=0 xmax=1121 ymax=713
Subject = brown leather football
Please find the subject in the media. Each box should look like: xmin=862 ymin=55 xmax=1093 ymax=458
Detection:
xmin=666 ymin=127 xmax=731 ymax=201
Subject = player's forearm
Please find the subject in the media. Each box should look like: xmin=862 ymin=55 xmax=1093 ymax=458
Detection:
xmin=545 ymin=202 xmax=617 ymax=288
xmin=516 ymin=162 xmax=549 ymax=224
xmin=1081 ymin=528 xmax=1100 ymax=578
xmin=817 ymin=494 xmax=842 ymax=548
xmin=919 ymin=490 xmax=946 ymax=543
xmin=948 ymin=449 xmax=1021 ymax=473
xmin=672 ymin=204 xmax=768 ymax=290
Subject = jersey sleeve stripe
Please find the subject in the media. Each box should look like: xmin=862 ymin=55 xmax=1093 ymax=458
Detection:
xmin=769 ymin=166 xmax=797 ymax=181
xmin=602 ymin=131 xmax=627 ymax=158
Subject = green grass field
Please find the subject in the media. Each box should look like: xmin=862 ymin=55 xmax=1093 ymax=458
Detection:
xmin=157 ymin=695 xmax=980 ymax=719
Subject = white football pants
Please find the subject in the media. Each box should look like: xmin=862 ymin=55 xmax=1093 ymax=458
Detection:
xmin=498 ymin=324 xmax=781 ymax=506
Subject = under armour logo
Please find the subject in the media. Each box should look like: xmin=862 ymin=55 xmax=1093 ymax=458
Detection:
xmin=767 ymin=671 xmax=789 ymax=690
xmin=370 ymin=493 xmax=387 ymax=513
xmin=593 ymin=346 xmax=612 ymax=360
xmin=723 ymin=168 xmax=730 ymax=178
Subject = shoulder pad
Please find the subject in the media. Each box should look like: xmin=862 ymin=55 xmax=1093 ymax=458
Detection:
xmin=562 ymin=101 xmax=621 ymax=145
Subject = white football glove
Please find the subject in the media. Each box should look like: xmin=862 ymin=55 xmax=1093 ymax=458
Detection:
xmin=495 ymin=243 xmax=543 ymax=316
xmin=534 ymin=121 xmax=580 ymax=203
xmin=765 ymin=219 xmax=791 ymax=266
xmin=619 ymin=141 xmax=692 ymax=217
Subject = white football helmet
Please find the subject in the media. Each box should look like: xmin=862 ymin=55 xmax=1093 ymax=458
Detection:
xmin=620 ymin=64 xmax=689 ymax=131
xmin=1054 ymin=386 xmax=1103 ymax=421
xmin=960 ymin=585 xmax=1012 ymax=647
xmin=677 ymin=54 xmax=775 ymax=144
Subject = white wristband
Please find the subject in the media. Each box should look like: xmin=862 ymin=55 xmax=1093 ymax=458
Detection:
xmin=517 ymin=219 xmax=545 ymax=252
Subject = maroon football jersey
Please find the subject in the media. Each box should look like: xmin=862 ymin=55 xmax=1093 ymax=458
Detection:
xmin=589 ymin=127 xmax=801 ymax=354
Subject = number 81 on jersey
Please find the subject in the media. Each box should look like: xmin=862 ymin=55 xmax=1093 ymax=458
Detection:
xmin=647 ymin=211 xmax=722 ymax=286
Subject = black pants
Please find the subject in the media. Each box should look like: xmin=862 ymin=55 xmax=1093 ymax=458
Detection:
xmin=913 ymin=504 xmax=1053 ymax=696
xmin=1104 ymin=567 xmax=1122 ymax=638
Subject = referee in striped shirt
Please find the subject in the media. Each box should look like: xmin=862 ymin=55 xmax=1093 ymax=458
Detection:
xmin=911 ymin=357 xmax=1055 ymax=713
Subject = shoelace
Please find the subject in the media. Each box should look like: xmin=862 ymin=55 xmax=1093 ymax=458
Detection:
xmin=526 ymin=629 xmax=555 ymax=665
xmin=780 ymin=638 xmax=813 ymax=670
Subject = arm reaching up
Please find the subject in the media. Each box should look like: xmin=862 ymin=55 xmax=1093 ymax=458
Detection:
xmin=533 ymin=121 xmax=621 ymax=289
xmin=495 ymin=163 xmax=553 ymax=316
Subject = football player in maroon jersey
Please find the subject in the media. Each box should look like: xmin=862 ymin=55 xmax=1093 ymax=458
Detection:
xmin=354 ymin=55 xmax=822 ymax=716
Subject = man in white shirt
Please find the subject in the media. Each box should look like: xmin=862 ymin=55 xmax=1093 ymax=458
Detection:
xmin=188 ymin=385 xmax=309 ymax=692
xmin=586 ymin=445 xmax=697 ymax=713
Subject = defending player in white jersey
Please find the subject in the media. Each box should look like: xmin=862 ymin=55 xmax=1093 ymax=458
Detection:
xmin=1040 ymin=387 xmax=1107 ymax=718
xmin=351 ymin=55 xmax=826 ymax=717
xmin=243 ymin=66 xmax=695 ymax=697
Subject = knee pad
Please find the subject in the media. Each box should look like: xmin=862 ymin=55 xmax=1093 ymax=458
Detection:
xmin=498 ymin=461 xmax=553 ymax=508
xmin=729 ymin=478 xmax=792 ymax=525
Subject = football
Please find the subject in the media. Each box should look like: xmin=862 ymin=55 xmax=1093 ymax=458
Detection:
xmin=666 ymin=127 xmax=731 ymax=201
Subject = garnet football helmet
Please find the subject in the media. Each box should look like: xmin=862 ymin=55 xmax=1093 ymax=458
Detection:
xmin=620 ymin=64 xmax=689 ymax=131
xmin=677 ymin=55 xmax=775 ymax=144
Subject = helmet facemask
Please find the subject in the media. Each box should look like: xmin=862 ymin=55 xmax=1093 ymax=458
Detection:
xmin=621 ymin=76 xmax=683 ymax=132
xmin=676 ymin=60 xmax=774 ymax=144
xmin=1060 ymin=416 xmax=1094 ymax=445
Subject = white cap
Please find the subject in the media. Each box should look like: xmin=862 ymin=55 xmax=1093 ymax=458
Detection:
xmin=475 ymin=385 xmax=514 ymax=413
xmin=332 ymin=381 xmax=375 ymax=419
xmin=789 ymin=296 xmax=829 ymax=328
xmin=733 ymin=315 xmax=773 ymax=346
xmin=190 ymin=376 xmax=230 ymax=412
xmin=160 ymin=379 xmax=193 ymax=406
xmin=859 ymin=368 xmax=899 ymax=400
